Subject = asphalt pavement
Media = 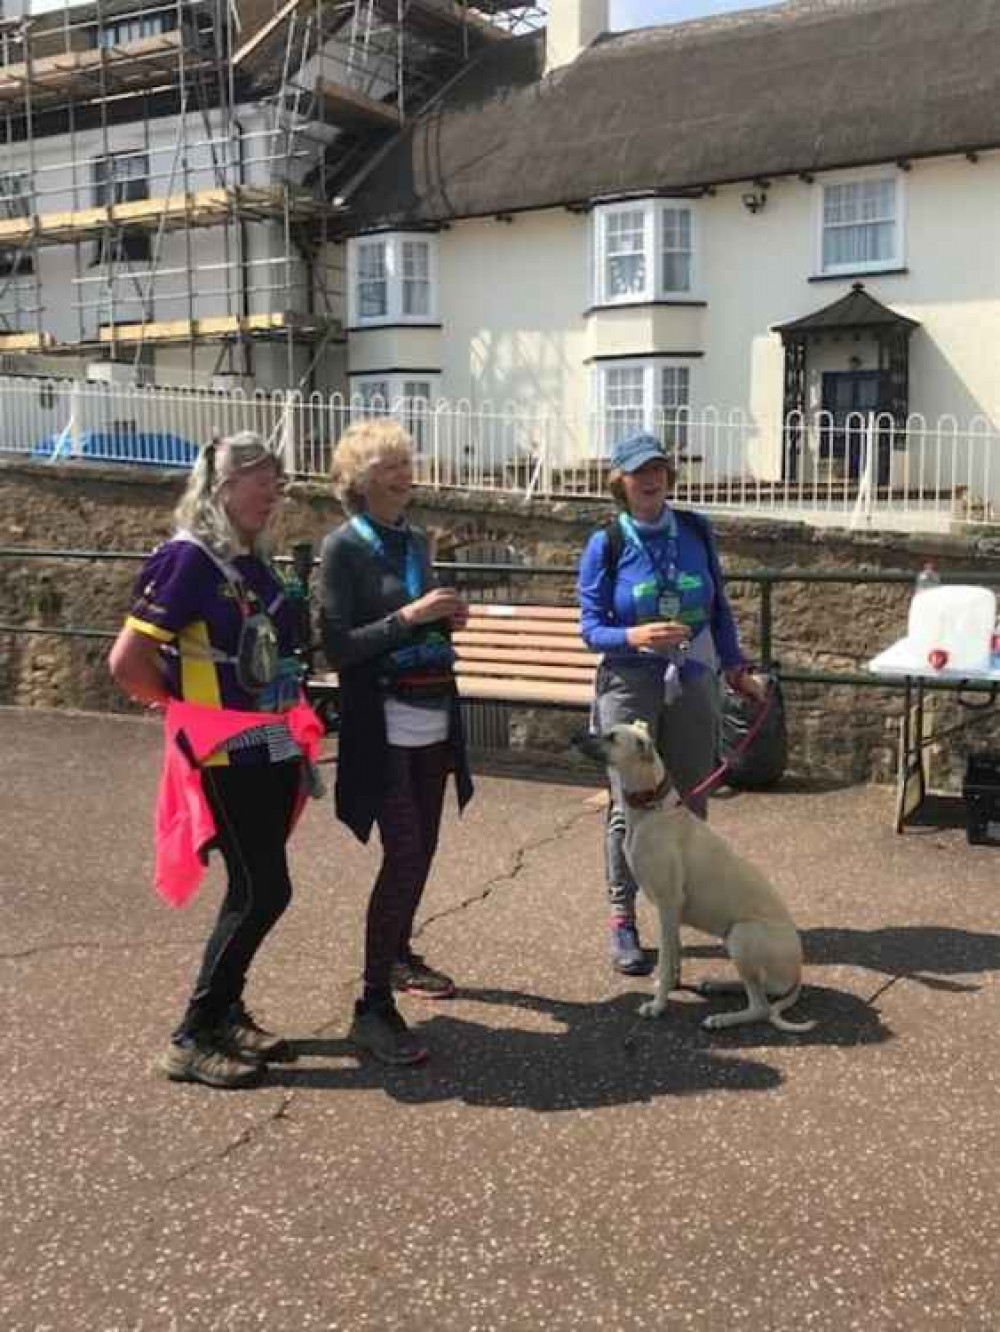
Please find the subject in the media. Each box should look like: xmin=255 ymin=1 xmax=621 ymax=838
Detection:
xmin=4 ymin=707 xmax=1000 ymax=1331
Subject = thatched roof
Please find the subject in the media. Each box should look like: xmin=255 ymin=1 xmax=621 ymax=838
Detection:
xmin=346 ymin=0 xmax=1000 ymax=228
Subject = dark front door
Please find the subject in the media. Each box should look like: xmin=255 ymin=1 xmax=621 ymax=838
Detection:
xmin=821 ymin=371 xmax=889 ymax=483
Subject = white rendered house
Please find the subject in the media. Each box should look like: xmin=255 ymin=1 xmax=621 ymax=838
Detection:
xmin=335 ymin=0 xmax=1000 ymax=493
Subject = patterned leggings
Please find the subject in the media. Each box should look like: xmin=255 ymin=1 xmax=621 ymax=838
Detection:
xmin=364 ymin=742 xmax=450 ymax=1000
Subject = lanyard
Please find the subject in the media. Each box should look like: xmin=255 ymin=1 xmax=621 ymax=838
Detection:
xmin=619 ymin=511 xmax=679 ymax=592
xmin=351 ymin=514 xmax=424 ymax=599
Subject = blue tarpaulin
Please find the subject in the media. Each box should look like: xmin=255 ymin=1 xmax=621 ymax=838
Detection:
xmin=33 ymin=429 xmax=198 ymax=468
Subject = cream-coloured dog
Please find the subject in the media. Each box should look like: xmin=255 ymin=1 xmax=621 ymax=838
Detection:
xmin=579 ymin=721 xmax=813 ymax=1032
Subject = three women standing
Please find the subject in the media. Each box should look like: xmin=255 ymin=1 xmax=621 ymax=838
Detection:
xmin=577 ymin=432 xmax=762 ymax=974
xmin=115 ymin=421 xmax=735 ymax=1080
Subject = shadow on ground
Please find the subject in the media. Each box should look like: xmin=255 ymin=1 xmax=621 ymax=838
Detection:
xmin=273 ymin=982 xmax=888 ymax=1110
xmin=803 ymin=924 xmax=1000 ymax=992
xmin=685 ymin=923 xmax=1000 ymax=995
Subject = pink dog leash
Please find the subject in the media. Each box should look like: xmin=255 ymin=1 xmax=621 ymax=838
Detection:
xmin=679 ymin=678 xmax=777 ymax=810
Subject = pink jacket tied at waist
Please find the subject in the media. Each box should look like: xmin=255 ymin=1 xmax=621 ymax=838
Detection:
xmin=155 ymin=698 xmax=323 ymax=908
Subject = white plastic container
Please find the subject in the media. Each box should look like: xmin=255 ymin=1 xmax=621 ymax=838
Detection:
xmin=906 ymin=585 xmax=996 ymax=672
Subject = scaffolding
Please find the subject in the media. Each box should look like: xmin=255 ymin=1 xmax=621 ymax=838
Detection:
xmin=0 ymin=0 xmax=543 ymax=389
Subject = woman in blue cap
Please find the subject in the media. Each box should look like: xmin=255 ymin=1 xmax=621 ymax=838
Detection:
xmin=577 ymin=431 xmax=763 ymax=974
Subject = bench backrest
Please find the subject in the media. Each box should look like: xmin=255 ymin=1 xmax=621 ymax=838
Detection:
xmin=453 ymin=603 xmax=595 ymax=707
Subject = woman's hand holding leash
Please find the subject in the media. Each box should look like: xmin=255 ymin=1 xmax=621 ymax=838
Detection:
xmin=726 ymin=666 xmax=767 ymax=702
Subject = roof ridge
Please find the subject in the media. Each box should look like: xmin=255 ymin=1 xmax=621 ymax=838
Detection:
xmin=348 ymin=0 xmax=1000 ymax=229
xmin=598 ymin=0 xmax=921 ymax=53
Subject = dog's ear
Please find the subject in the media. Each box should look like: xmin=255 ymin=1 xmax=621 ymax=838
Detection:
xmin=633 ymin=720 xmax=652 ymax=742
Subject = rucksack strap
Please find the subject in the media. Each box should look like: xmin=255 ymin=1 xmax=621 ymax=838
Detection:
xmin=601 ymin=516 xmax=625 ymax=579
xmin=599 ymin=509 xmax=709 ymax=580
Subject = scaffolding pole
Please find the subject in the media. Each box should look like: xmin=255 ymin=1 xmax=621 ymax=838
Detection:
xmin=0 ymin=0 xmax=538 ymax=387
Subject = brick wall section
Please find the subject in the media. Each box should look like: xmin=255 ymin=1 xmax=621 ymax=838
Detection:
xmin=4 ymin=457 xmax=1000 ymax=786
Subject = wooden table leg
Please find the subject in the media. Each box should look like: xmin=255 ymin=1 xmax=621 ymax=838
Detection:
xmin=895 ymin=677 xmax=928 ymax=832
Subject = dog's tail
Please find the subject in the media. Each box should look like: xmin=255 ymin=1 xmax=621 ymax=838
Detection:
xmin=768 ymin=983 xmax=816 ymax=1033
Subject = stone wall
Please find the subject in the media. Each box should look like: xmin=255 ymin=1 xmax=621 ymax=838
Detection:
xmin=4 ymin=456 xmax=1000 ymax=787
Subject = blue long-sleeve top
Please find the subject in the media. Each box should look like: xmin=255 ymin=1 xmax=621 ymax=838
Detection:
xmin=577 ymin=508 xmax=746 ymax=674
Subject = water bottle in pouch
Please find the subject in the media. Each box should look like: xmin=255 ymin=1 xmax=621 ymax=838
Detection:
xmin=236 ymin=611 xmax=280 ymax=694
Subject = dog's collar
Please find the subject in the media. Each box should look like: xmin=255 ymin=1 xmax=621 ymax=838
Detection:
xmin=624 ymin=774 xmax=673 ymax=810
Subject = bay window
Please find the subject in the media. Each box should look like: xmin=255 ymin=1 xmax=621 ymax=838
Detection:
xmin=592 ymin=200 xmax=697 ymax=305
xmin=348 ymin=233 xmax=438 ymax=326
xmin=350 ymin=374 xmax=439 ymax=453
xmin=593 ymin=359 xmax=691 ymax=454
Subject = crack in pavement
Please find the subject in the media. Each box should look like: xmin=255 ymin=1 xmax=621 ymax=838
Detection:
xmin=163 ymin=1091 xmax=295 ymax=1184
xmin=413 ymin=801 xmax=600 ymax=940
xmin=308 ymin=800 xmax=601 ymax=1038
xmin=0 ymin=937 xmax=208 ymax=962
xmin=0 ymin=936 xmax=213 ymax=962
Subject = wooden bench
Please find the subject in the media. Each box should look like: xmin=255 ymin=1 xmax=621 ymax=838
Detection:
xmin=453 ymin=604 xmax=594 ymax=708
xmin=306 ymin=603 xmax=596 ymax=725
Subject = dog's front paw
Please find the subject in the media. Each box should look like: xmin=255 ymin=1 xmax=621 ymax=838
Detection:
xmin=639 ymin=999 xmax=667 ymax=1020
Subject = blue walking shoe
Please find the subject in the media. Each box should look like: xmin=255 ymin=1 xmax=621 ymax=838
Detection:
xmin=609 ymin=917 xmax=650 ymax=975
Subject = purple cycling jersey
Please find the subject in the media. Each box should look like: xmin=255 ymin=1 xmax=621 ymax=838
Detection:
xmin=127 ymin=538 xmax=297 ymax=712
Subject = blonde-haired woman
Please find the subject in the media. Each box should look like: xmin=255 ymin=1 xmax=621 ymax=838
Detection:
xmin=319 ymin=418 xmax=473 ymax=1066
xmin=110 ymin=432 xmax=322 ymax=1089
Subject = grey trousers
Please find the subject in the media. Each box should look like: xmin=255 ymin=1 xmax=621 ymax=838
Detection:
xmin=594 ymin=662 xmax=720 ymax=915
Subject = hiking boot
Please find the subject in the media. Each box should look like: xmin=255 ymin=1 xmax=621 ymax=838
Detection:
xmin=391 ymin=952 xmax=456 ymax=999
xmin=159 ymin=1028 xmax=265 ymax=1090
xmin=227 ymin=1002 xmax=297 ymax=1063
xmin=348 ymin=999 xmax=429 ymax=1067
xmin=609 ymin=917 xmax=650 ymax=976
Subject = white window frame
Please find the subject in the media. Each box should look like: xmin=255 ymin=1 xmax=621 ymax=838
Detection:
xmin=591 ymin=200 xmax=698 ymax=306
xmin=350 ymin=373 xmax=441 ymax=454
xmin=347 ymin=233 xmax=439 ymax=327
xmin=355 ymin=240 xmax=389 ymax=322
xmin=98 ymin=14 xmax=171 ymax=49
xmin=591 ymin=358 xmax=693 ymax=456
xmin=816 ymin=168 xmax=905 ymax=277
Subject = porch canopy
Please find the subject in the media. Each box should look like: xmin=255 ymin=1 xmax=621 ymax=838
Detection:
xmin=774 ymin=282 xmax=920 ymax=424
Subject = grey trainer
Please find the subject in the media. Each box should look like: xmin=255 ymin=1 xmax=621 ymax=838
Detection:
xmin=160 ymin=1028 xmax=265 ymax=1090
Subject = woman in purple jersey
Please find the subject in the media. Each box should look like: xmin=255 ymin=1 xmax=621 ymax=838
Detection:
xmin=110 ymin=432 xmax=311 ymax=1091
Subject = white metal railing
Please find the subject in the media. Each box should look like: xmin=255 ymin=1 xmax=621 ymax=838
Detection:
xmin=1 ymin=375 xmax=998 ymax=531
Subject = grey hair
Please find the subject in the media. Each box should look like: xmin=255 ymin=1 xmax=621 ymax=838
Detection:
xmin=174 ymin=430 xmax=283 ymax=558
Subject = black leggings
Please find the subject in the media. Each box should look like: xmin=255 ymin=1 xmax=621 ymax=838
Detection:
xmin=364 ymin=743 xmax=450 ymax=1001
xmin=177 ymin=759 xmax=301 ymax=1037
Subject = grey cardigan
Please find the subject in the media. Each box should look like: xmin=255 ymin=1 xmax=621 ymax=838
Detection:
xmin=318 ymin=518 xmax=473 ymax=842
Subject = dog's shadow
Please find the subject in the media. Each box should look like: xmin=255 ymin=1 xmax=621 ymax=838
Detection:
xmin=271 ymin=982 xmax=888 ymax=1108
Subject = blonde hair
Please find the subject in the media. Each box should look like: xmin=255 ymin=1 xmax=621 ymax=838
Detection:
xmin=332 ymin=418 xmax=413 ymax=515
xmin=174 ymin=430 xmax=283 ymax=558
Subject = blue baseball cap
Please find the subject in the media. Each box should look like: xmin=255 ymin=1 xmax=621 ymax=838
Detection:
xmin=610 ymin=432 xmax=673 ymax=474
